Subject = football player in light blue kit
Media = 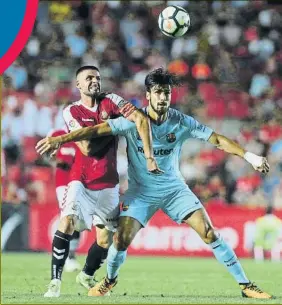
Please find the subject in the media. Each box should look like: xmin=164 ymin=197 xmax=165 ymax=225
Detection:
xmin=108 ymin=100 xmax=213 ymax=228
xmin=36 ymin=68 xmax=273 ymax=299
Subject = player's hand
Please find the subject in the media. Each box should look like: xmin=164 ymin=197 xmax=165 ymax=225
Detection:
xmin=252 ymin=157 xmax=270 ymax=174
xmin=244 ymin=152 xmax=270 ymax=174
xmin=36 ymin=137 xmax=61 ymax=156
xmin=146 ymin=157 xmax=164 ymax=175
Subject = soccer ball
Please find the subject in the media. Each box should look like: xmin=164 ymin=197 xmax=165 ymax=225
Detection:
xmin=158 ymin=6 xmax=190 ymax=38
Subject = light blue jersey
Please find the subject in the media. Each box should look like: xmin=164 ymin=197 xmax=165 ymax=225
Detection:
xmin=107 ymin=108 xmax=214 ymax=226
xmin=108 ymin=108 xmax=213 ymax=193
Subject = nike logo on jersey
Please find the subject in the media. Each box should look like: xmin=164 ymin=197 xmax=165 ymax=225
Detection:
xmin=82 ymin=118 xmax=95 ymax=122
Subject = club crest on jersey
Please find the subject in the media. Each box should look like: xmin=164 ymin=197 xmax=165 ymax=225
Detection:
xmin=100 ymin=110 xmax=109 ymax=120
xmin=69 ymin=120 xmax=76 ymax=128
xmin=121 ymin=202 xmax=129 ymax=211
xmin=166 ymin=133 xmax=176 ymax=143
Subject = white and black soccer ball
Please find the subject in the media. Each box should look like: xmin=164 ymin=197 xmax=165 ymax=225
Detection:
xmin=158 ymin=5 xmax=190 ymax=38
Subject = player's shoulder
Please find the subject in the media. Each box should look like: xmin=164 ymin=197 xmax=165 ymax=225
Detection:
xmin=102 ymin=92 xmax=125 ymax=107
xmin=63 ymin=100 xmax=81 ymax=116
xmin=63 ymin=100 xmax=81 ymax=111
xmin=168 ymin=108 xmax=192 ymax=125
xmin=168 ymin=108 xmax=181 ymax=118
xmin=99 ymin=93 xmax=118 ymax=110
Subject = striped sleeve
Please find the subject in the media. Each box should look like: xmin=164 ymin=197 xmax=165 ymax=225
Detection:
xmin=106 ymin=93 xmax=137 ymax=118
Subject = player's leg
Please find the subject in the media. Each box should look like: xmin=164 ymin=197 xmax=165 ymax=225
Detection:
xmin=107 ymin=216 xmax=142 ymax=279
xmin=182 ymin=208 xmax=251 ymax=281
xmin=44 ymin=181 xmax=84 ymax=297
xmin=77 ymin=225 xmax=112 ymax=289
xmin=88 ymin=192 xmax=158 ymax=296
xmin=44 ymin=214 xmax=76 ymax=297
xmin=270 ymin=244 xmax=281 ymax=262
xmin=88 ymin=216 xmax=143 ymax=297
xmin=57 ymin=185 xmax=82 ymax=272
xmin=253 ymin=230 xmax=265 ymax=262
xmin=76 ymin=184 xmax=119 ymax=291
xmin=183 ymin=208 xmax=274 ymax=299
xmin=106 ymin=194 xmax=158 ymax=283
xmin=253 ymin=245 xmax=264 ymax=262
xmin=162 ymin=187 xmax=274 ymax=299
xmin=83 ymin=225 xmax=112 ymax=276
xmin=265 ymin=230 xmax=281 ymax=262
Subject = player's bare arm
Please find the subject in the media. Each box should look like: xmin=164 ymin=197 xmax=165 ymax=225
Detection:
xmin=125 ymin=109 xmax=163 ymax=174
xmin=208 ymin=132 xmax=270 ymax=174
xmin=71 ymin=125 xmax=113 ymax=157
xmin=36 ymin=123 xmax=112 ymax=156
xmin=74 ymin=139 xmax=110 ymax=156
xmin=36 ymin=121 xmax=163 ymax=174
xmin=107 ymin=93 xmax=163 ymax=174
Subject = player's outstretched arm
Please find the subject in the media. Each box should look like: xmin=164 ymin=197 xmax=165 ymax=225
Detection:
xmin=126 ymin=109 xmax=164 ymax=175
xmin=107 ymin=93 xmax=163 ymax=174
xmin=208 ymin=132 xmax=270 ymax=174
xmin=36 ymin=122 xmax=112 ymax=156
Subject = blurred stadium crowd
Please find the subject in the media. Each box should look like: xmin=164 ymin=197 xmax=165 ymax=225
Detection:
xmin=2 ymin=0 xmax=282 ymax=209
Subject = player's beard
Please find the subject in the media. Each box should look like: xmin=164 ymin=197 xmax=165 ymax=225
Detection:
xmin=150 ymin=99 xmax=168 ymax=116
xmin=85 ymin=83 xmax=101 ymax=98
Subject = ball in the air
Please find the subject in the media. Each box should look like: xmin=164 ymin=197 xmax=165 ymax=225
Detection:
xmin=158 ymin=5 xmax=190 ymax=38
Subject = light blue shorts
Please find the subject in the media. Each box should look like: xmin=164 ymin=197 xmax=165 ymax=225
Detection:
xmin=120 ymin=186 xmax=203 ymax=227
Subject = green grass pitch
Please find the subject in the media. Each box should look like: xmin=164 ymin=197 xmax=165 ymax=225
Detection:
xmin=1 ymin=253 xmax=281 ymax=304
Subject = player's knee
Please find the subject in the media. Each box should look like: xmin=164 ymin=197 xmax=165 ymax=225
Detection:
xmin=96 ymin=225 xmax=113 ymax=248
xmin=202 ymin=227 xmax=217 ymax=244
xmin=114 ymin=231 xmax=132 ymax=251
xmin=58 ymin=215 xmax=76 ymax=235
xmin=97 ymin=237 xmax=111 ymax=249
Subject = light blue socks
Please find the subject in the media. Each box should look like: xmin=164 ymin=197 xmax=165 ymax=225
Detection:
xmin=106 ymin=244 xmax=127 ymax=280
xmin=107 ymin=235 xmax=249 ymax=284
xmin=210 ymin=235 xmax=249 ymax=284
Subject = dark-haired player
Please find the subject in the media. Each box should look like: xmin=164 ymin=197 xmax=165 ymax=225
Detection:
xmin=38 ymin=68 xmax=273 ymax=299
xmin=43 ymin=65 xmax=162 ymax=297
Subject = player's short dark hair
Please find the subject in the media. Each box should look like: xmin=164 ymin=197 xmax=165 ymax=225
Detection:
xmin=76 ymin=65 xmax=100 ymax=77
xmin=145 ymin=67 xmax=181 ymax=92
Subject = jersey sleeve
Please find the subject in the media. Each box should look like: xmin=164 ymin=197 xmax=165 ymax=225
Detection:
xmin=181 ymin=114 xmax=213 ymax=141
xmin=106 ymin=93 xmax=137 ymax=118
xmin=63 ymin=106 xmax=82 ymax=132
xmin=107 ymin=117 xmax=136 ymax=136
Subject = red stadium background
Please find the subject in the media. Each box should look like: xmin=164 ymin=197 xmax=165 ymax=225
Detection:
xmin=29 ymin=202 xmax=282 ymax=258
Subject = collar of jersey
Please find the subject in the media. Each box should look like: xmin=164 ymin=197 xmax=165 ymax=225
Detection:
xmin=77 ymin=100 xmax=98 ymax=112
xmin=144 ymin=107 xmax=170 ymax=126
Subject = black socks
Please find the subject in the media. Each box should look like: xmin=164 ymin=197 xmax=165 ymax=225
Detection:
xmin=51 ymin=230 xmax=72 ymax=280
xmin=82 ymin=242 xmax=108 ymax=276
